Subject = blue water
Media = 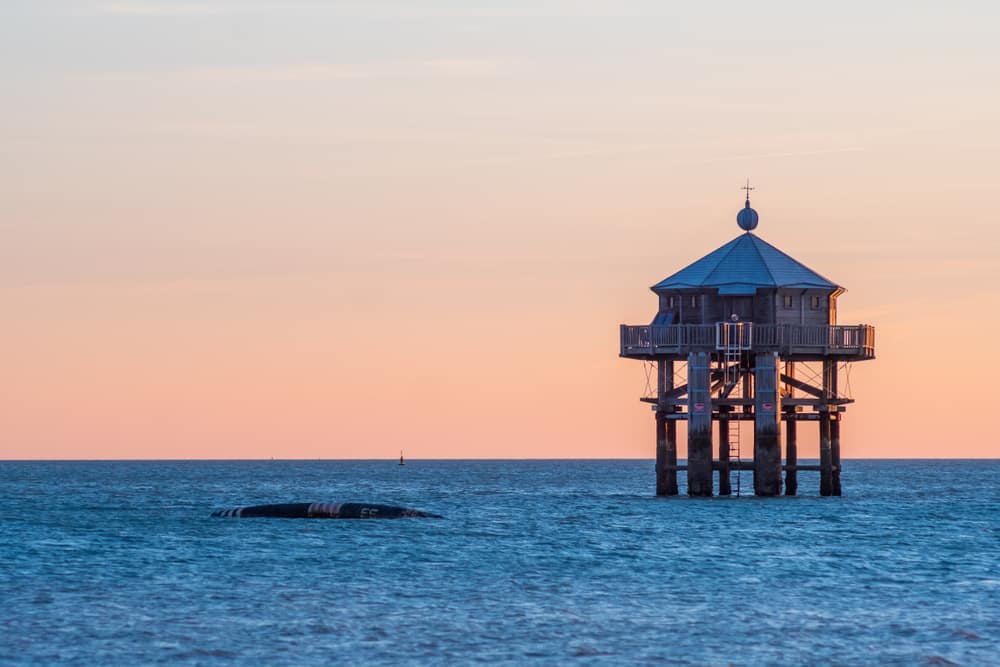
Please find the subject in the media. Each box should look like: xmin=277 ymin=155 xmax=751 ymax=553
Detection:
xmin=0 ymin=460 xmax=997 ymax=666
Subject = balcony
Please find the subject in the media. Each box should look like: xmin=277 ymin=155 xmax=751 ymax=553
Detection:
xmin=619 ymin=323 xmax=875 ymax=361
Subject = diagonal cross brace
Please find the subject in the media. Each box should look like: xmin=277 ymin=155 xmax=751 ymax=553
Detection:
xmin=780 ymin=373 xmax=823 ymax=398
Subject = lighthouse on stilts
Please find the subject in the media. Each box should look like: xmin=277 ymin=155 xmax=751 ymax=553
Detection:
xmin=619 ymin=184 xmax=875 ymax=497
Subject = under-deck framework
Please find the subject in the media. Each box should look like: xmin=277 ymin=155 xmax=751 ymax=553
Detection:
xmin=624 ymin=322 xmax=871 ymax=496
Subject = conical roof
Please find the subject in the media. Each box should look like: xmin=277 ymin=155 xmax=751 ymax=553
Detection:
xmin=652 ymin=233 xmax=840 ymax=295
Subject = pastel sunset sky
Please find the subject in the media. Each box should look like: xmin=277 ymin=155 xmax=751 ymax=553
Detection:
xmin=3 ymin=1 xmax=998 ymax=459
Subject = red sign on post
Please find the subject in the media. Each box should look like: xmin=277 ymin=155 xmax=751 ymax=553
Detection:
xmin=763 ymin=402 xmax=774 ymax=411
xmin=694 ymin=403 xmax=705 ymax=412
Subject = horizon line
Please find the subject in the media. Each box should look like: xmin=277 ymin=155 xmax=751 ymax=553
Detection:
xmin=2 ymin=457 xmax=996 ymax=463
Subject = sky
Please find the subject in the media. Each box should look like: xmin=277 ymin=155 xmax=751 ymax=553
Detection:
xmin=3 ymin=0 xmax=999 ymax=459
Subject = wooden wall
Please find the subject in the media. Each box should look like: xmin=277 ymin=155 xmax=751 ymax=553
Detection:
xmin=773 ymin=289 xmax=833 ymax=326
xmin=653 ymin=289 xmax=837 ymax=326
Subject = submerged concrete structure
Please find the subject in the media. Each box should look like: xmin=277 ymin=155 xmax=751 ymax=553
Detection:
xmin=619 ymin=186 xmax=875 ymax=496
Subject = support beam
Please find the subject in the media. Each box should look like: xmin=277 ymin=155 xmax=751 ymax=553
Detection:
xmin=754 ymin=352 xmax=782 ymax=496
xmin=779 ymin=373 xmax=823 ymax=398
xmin=785 ymin=410 xmax=798 ymax=496
xmin=715 ymin=462 xmax=822 ymax=471
xmin=658 ymin=369 xmax=724 ymax=401
xmin=742 ymin=369 xmax=753 ymax=414
xmin=719 ymin=363 xmax=742 ymax=399
xmin=687 ymin=351 xmax=713 ymax=496
xmin=782 ymin=361 xmax=795 ymax=398
xmin=718 ymin=408 xmax=731 ymax=496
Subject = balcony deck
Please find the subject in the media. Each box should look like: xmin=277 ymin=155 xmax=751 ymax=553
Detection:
xmin=620 ymin=323 xmax=875 ymax=361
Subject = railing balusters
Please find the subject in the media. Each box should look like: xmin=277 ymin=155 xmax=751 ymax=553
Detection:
xmin=621 ymin=323 xmax=873 ymax=358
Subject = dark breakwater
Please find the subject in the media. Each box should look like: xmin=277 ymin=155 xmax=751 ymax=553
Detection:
xmin=211 ymin=501 xmax=442 ymax=518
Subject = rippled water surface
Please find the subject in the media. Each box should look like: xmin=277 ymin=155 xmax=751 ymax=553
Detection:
xmin=1 ymin=460 xmax=997 ymax=666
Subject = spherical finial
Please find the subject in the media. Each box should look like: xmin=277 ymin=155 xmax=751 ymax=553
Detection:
xmin=737 ymin=199 xmax=758 ymax=231
xmin=737 ymin=179 xmax=758 ymax=231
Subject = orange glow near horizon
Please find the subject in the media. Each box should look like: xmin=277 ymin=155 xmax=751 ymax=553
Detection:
xmin=2 ymin=2 xmax=998 ymax=459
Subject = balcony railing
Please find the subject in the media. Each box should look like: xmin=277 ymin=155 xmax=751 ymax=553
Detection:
xmin=620 ymin=323 xmax=875 ymax=359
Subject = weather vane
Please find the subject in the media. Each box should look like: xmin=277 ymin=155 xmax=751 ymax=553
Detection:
xmin=742 ymin=178 xmax=754 ymax=202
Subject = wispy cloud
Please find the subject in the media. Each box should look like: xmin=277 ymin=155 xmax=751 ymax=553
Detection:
xmin=174 ymin=60 xmax=501 ymax=82
xmin=456 ymin=144 xmax=866 ymax=168
xmin=100 ymin=2 xmax=235 ymax=16
xmin=97 ymin=1 xmax=665 ymax=19
xmin=76 ymin=59 xmax=503 ymax=83
xmin=702 ymin=147 xmax=865 ymax=163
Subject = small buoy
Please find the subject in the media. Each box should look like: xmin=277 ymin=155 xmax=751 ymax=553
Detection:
xmin=399 ymin=450 xmax=405 ymax=466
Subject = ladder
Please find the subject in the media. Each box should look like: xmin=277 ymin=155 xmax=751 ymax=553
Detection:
xmin=720 ymin=322 xmax=748 ymax=496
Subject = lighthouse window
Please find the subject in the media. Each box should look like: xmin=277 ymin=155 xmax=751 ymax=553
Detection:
xmin=667 ymin=296 xmax=676 ymax=308
xmin=783 ymin=294 xmax=793 ymax=309
xmin=690 ymin=295 xmax=698 ymax=308
xmin=810 ymin=295 xmax=822 ymax=309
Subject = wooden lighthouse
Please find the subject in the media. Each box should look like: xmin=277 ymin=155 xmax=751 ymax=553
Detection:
xmin=619 ymin=186 xmax=875 ymax=497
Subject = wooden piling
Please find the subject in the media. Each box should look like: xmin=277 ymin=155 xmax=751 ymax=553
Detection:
xmin=831 ymin=416 xmax=842 ymax=496
xmin=820 ymin=360 xmax=835 ymax=496
xmin=819 ymin=413 xmax=832 ymax=497
xmin=784 ymin=411 xmax=798 ymax=496
xmin=718 ymin=408 xmax=731 ymax=495
xmin=828 ymin=361 xmax=842 ymax=497
xmin=655 ymin=411 xmax=668 ymax=496
xmin=687 ymin=351 xmax=713 ymax=496
xmin=656 ymin=359 xmax=678 ymax=496
xmin=665 ymin=420 xmax=678 ymax=495
xmin=753 ymin=352 xmax=782 ymax=496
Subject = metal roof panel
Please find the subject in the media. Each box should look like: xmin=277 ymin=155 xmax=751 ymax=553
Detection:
xmin=652 ymin=233 xmax=840 ymax=292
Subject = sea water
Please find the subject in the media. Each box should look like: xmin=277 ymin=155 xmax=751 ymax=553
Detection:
xmin=0 ymin=460 xmax=997 ymax=666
